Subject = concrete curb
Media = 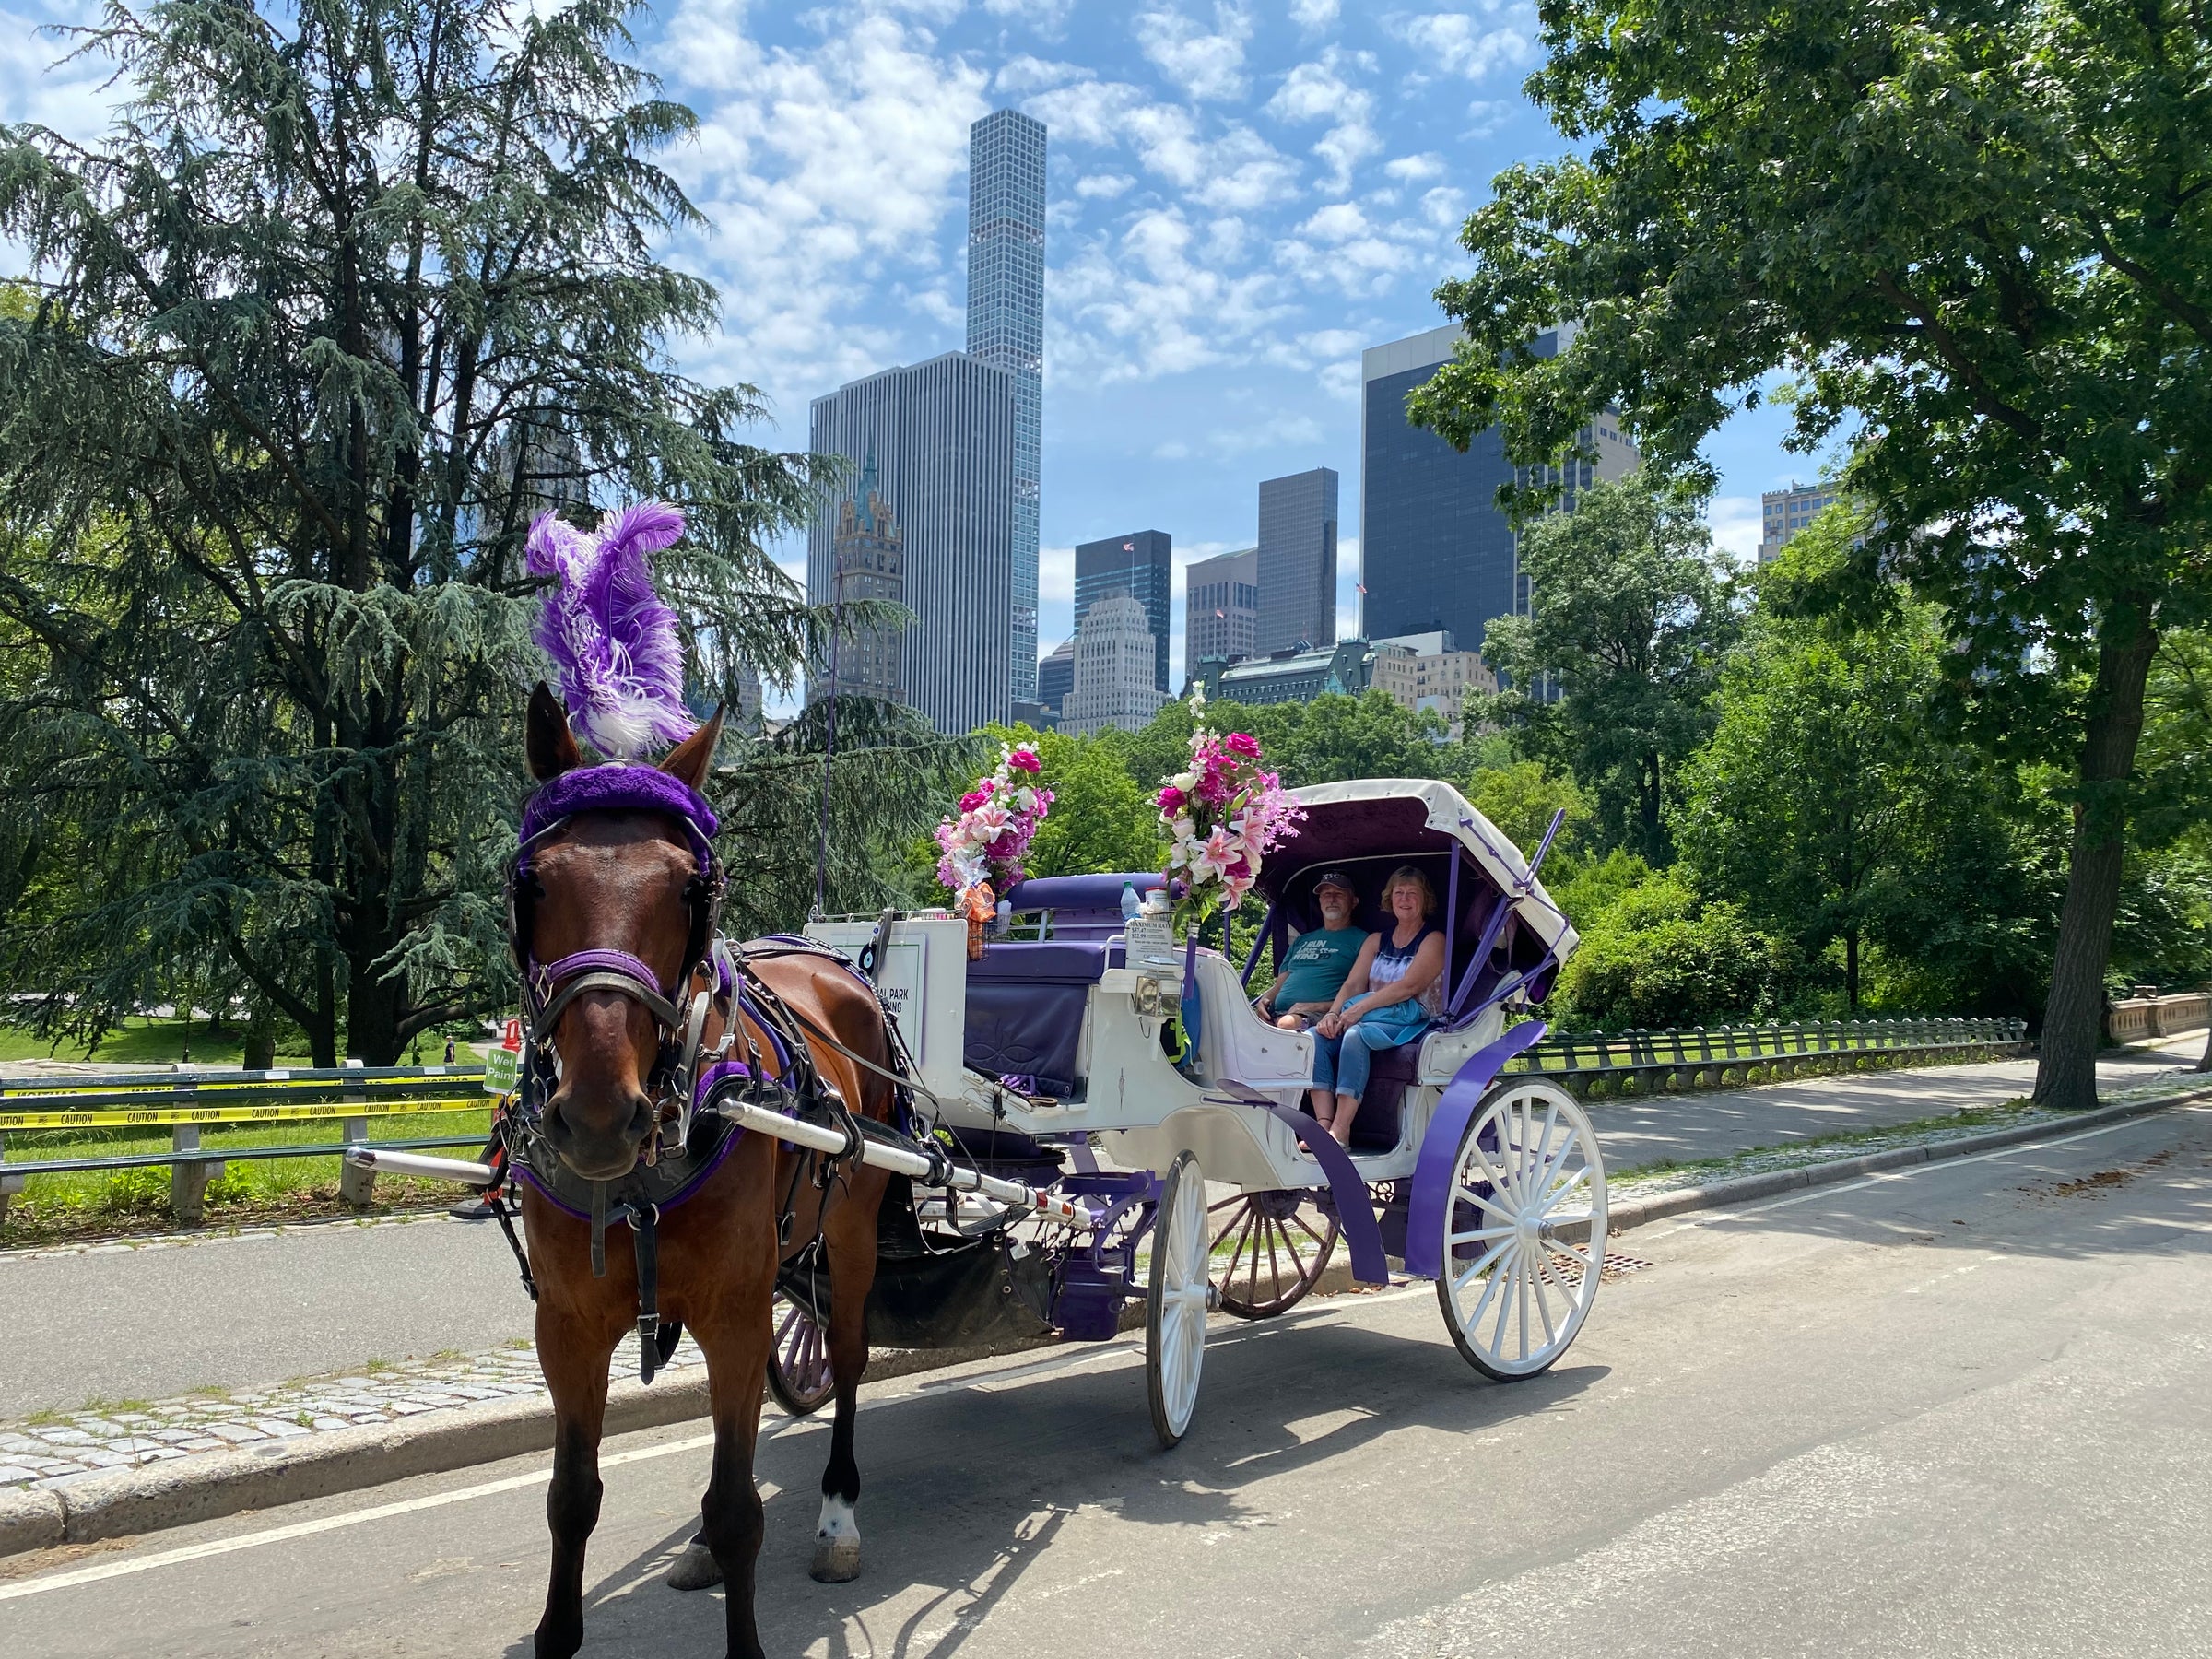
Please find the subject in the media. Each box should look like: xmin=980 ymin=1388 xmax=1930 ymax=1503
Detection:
xmin=5 ymin=1083 xmax=2204 ymax=1562
xmin=1606 ymin=1084 xmax=2212 ymax=1235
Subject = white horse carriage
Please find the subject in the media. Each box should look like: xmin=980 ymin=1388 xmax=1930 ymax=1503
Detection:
xmin=789 ymin=775 xmax=1608 ymax=1446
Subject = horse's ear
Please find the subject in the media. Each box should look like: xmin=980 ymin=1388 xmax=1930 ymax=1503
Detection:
xmin=659 ymin=704 xmax=724 ymax=792
xmin=527 ymin=682 xmax=582 ymax=782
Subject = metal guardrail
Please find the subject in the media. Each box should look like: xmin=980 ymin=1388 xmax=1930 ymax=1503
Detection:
xmin=1507 ymin=1017 xmax=2031 ymax=1094
xmin=0 ymin=1063 xmax=496 ymax=1224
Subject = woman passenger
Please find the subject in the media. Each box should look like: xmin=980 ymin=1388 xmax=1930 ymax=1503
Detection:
xmin=1307 ymin=865 xmax=1448 ymax=1147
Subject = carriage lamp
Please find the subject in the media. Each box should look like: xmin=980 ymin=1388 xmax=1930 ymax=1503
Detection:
xmin=1132 ymin=975 xmax=1164 ymax=1017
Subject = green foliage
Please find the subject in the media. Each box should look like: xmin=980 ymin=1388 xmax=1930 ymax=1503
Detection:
xmin=0 ymin=0 xmax=948 ymax=1060
xmin=1551 ymin=872 xmax=1804 ymax=1031
xmin=1475 ymin=475 xmax=1738 ymax=862
xmin=1409 ymin=0 xmax=2212 ymax=1101
xmin=1465 ymin=759 xmax=1590 ymax=865
xmin=1675 ymin=594 xmax=2016 ymax=1008
xmin=1006 ymin=727 xmax=1163 ymax=880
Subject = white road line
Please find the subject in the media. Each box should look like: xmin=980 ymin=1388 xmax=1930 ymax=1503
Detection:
xmin=2 ymin=1279 xmax=1446 ymax=1601
xmin=0 ymin=1429 xmax=719 ymax=1604
xmin=1642 ymin=1110 xmax=2190 ymax=1241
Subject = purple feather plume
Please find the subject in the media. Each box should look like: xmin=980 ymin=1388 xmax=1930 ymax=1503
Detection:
xmin=527 ymin=502 xmax=699 ymax=759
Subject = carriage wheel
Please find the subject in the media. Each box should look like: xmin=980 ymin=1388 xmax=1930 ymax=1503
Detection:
xmin=1147 ymin=1151 xmax=1211 ymax=1448
xmin=1436 ymin=1079 xmax=1607 ymax=1382
xmin=765 ymin=1290 xmax=835 ymax=1416
xmin=1208 ymin=1189 xmax=1339 ymax=1318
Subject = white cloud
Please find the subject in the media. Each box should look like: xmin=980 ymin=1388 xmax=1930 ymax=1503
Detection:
xmin=1265 ymin=52 xmax=1380 ymax=193
xmin=1464 ymin=98 xmax=1512 ymax=138
xmin=658 ymin=5 xmax=991 ymax=418
xmin=1053 ymin=206 xmax=1295 ymax=382
xmin=1709 ymin=497 xmax=1763 ymax=564
xmin=1289 ymin=0 xmax=1340 ymax=30
xmin=1397 ymin=9 xmax=1540 ymax=81
xmin=1384 ymin=152 xmax=1448 ymax=183
xmin=994 ymin=54 xmax=1084 ymax=95
xmin=1135 ymin=4 xmax=1255 ymax=103
xmin=1074 ymin=172 xmax=1136 ymax=199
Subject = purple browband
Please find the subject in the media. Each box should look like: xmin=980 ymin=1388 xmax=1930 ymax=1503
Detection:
xmin=529 ymin=947 xmax=676 ymax=1006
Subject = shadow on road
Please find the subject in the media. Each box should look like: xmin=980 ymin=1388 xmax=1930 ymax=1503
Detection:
xmin=500 ymin=1312 xmax=1605 ymax=1657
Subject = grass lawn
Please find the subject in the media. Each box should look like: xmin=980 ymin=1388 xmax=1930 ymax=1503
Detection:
xmin=0 ymin=1105 xmax=498 ymax=1246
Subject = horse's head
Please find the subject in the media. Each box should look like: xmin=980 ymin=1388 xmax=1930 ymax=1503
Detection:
xmin=518 ymin=683 xmax=724 ymax=1182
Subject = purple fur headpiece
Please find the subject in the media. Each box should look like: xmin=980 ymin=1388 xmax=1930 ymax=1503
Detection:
xmin=527 ymin=501 xmax=699 ymax=759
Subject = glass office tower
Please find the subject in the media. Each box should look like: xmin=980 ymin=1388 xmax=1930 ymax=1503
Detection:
xmin=1073 ymin=529 xmax=1172 ymax=693
xmin=966 ymin=110 xmax=1047 ymax=702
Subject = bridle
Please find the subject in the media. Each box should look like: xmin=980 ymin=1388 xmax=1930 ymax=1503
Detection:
xmin=508 ymin=767 xmax=731 ymax=1160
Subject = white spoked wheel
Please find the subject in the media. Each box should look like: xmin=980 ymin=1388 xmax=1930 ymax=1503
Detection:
xmin=1147 ymin=1150 xmax=1211 ymax=1448
xmin=1437 ymin=1079 xmax=1607 ymax=1381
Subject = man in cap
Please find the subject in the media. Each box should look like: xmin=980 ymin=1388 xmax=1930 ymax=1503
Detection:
xmin=1253 ymin=871 xmax=1369 ymax=1030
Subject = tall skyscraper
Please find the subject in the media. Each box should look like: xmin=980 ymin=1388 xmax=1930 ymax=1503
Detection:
xmin=1360 ymin=324 xmax=1636 ymax=654
xmin=1256 ymin=468 xmax=1338 ymax=653
xmin=1183 ymin=546 xmax=1258 ymax=688
xmin=807 ymin=353 xmax=1017 ymax=734
xmin=966 ymin=110 xmax=1046 ymax=702
xmin=1073 ymin=530 xmax=1172 ymax=692
xmin=820 ymin=455 xmax=904 ymax=704
xmin=1035 ymin=636 xmax=1076 ymax=719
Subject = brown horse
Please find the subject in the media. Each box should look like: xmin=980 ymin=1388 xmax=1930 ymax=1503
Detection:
xmin=518 ymin=684 xmax=893 ymax=1659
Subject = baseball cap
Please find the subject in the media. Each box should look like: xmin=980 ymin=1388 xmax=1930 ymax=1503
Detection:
xmin=1311 ymin=869 xmax=1358 ymax=897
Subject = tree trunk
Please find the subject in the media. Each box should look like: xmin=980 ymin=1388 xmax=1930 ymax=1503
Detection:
xmin=1845 ymin=928 xmax=1860 ymax=1013
xmin=2033 ymin=603 xmax=2159 ymax=1111
xmin=2196 ymin=1022 xmax=2210 ymax=1074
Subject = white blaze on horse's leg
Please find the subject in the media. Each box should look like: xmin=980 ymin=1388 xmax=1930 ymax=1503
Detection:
xmin=817 ymin=1492 xmax=859 ymax=1541
xmin=810 ymin=1493 xmax=863 ymax=1583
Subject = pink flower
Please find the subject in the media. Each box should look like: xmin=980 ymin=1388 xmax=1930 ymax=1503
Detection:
xmin=1224 ymin=732 xmax=1261 ymax=759
xmin=1007 ymin=747 xmax=1041 ymax=773
xmin=959 ymin=790 xmax=988 ymax=813
xmin=1157 ymin=784 xmax=1185 ymax=814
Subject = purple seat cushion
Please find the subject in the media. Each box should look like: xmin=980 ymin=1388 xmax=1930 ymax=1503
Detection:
xmin=1348 ymin=1040 xmax=1422 ymax=1152
xmin=963 ymin=942 xmax=1108 ymax=1096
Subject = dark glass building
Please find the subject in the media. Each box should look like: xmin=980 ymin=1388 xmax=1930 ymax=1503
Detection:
xmin=1359 ymin=325 xmax=1637 ymax=657
xmin=1073 ymin=529 xmax=1172 ymax=693
xmin=1256 ymin=468 xmax=1337 ymax=653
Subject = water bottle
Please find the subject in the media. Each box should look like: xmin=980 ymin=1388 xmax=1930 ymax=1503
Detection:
xmin=1121 ymin=882 xmax=1141 ymax=923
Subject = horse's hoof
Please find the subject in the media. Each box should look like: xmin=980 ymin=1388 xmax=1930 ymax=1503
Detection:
xmin=809 ymin=1537 xmax=862 ymax=1583
xmin=665 ymin=1539 xmax=724 ymax=1592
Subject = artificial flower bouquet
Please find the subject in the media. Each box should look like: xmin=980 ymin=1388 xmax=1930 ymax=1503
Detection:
xmin=1155 ymin=687 xmax=1302 ymax=942
xmin=936 ymin=741 xmax=1053 ymax=957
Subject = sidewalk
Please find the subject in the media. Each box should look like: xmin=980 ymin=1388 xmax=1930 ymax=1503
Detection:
xmin=1 ymin=1035 xmax=2201 ymax=1493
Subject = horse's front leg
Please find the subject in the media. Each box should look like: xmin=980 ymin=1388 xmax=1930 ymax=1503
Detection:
xmin=691 ymin=1308 xmax=773 ymax=1659
xmin=535 ymin=1310 xmax=618 ymax=1659
xmin=813 ymin=1169 xmax=888 ymax=1583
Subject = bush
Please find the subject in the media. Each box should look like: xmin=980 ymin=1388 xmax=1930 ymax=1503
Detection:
xmin=1552 ymin=872 xmax=1803 ymax=1030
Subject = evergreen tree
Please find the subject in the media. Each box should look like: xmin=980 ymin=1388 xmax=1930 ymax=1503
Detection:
xmin=0 ymin=0 xmax=933 ymax=1062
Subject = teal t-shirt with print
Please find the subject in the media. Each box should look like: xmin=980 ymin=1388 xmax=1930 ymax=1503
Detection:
xmin=1274 ymin=925 xmax=1369 ymax=1006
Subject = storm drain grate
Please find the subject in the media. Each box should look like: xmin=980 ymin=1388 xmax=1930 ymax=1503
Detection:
xmin=1548 ymin=1251 xmax=1654 ymax=1287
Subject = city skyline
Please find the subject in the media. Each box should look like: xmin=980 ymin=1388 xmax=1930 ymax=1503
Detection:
xmin=0 ymin=6 xmax=1818 ymax=719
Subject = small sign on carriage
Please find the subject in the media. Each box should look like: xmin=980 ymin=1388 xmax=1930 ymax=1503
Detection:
xmin=483 ymin=1019 xmax=523 ymax=1095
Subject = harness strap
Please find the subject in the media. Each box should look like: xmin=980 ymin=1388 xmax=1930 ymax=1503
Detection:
xmin=633 ymin=1203 xmax=662 ymax=1383
xmin=534 ymin=963 xmax=684 ymax=1039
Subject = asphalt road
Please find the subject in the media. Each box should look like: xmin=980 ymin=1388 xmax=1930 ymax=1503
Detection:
xmin=0 ymin=1038 xmax=2198 ymax=1418
xmin=7 ymin=1099 xmax=2211 ymax=1656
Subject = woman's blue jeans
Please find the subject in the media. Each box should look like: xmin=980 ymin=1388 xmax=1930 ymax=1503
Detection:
xmin=1312 ymin=1009 xmax=1430 ymax=1100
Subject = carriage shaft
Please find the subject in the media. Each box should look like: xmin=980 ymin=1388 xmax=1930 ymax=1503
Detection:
xmin=713 ymin=1099 xmax=1103 ymax=1230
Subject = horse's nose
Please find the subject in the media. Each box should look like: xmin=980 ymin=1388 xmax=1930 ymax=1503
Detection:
xmin=544 ymin=1088 xmax=655 ymax=1181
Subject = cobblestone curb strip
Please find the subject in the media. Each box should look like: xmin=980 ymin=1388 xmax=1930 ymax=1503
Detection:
xmin=5 ymin=1084 xmax=2204 ymax=1562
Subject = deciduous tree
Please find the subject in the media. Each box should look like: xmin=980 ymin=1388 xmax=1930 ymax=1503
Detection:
xmin=1413 ymin=0 xmax=2212 ymax=1105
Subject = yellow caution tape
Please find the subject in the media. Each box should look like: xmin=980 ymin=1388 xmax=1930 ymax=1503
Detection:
xmin=0 ymin=1097 xmax=490 ymax=1131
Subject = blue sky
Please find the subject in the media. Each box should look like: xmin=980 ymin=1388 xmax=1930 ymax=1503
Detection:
xmin=4 ymin=0 xmax=1820 ymax=704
